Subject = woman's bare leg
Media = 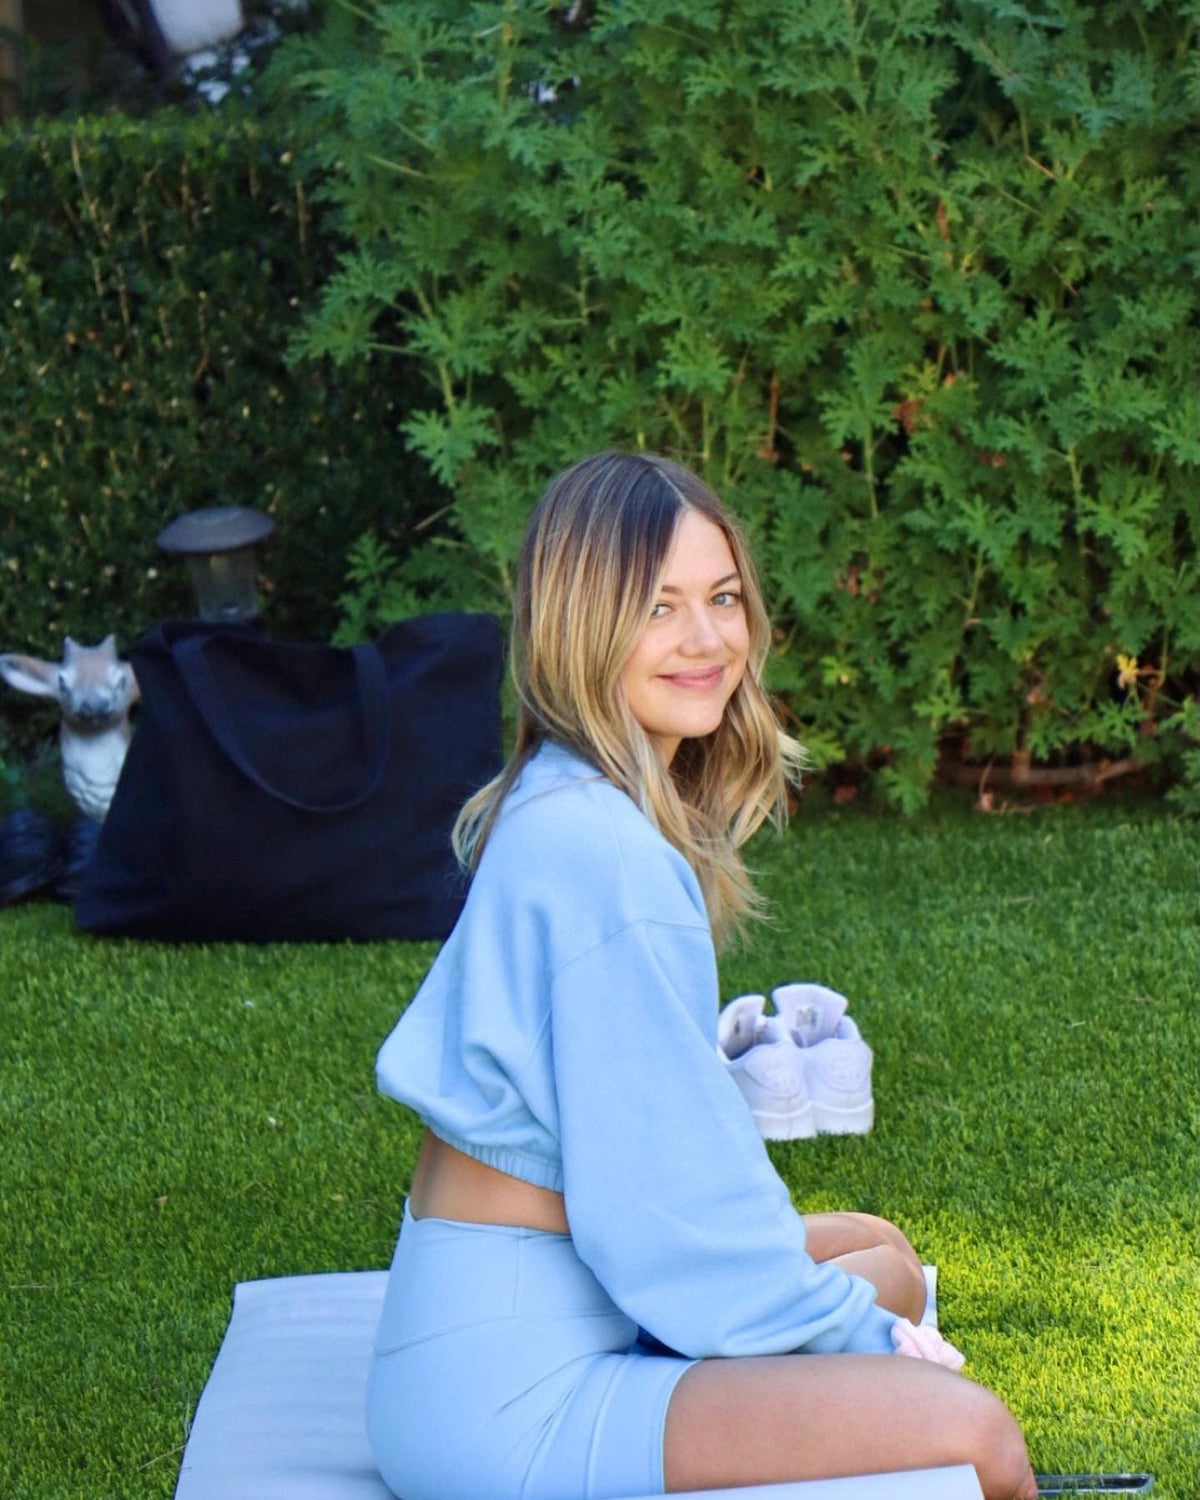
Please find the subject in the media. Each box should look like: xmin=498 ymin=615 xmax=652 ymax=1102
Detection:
xmin=664 ymin=1353 xmax=1037 ymax=1500
xmin=804 ymin=1211 xmax=928 ymax=1322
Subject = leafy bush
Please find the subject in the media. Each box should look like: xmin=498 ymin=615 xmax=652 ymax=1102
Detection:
xmin=278 ymin=0 xmax=1198 ymax=809
xmin=0 ymin=107 xmax=427 ymax=755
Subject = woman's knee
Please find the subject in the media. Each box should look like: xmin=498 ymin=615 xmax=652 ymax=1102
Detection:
xmin=959 ymin=1385 xmax=1035 ymax=1500
xmin=878 ymin=1242 xmax=928 ymax=1322
xmin=858 ymin=1212 xmax=922 ymax=1265
xmin=831 ymin=1211 xmax=923 ymax=1268
xmin=806 ymin=1210 xmax=919 ymax=1263
xmin=806 ymin=1213 xmax=926 ymax=1319
xmin=859 ymin=1216 xmax=926 ymax=1316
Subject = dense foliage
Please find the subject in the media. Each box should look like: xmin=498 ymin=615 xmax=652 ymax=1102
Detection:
xmin=0 ymin=109 xmax=426 ymax=761
xmin=279 ymin=0 xmax=1198 ymax=809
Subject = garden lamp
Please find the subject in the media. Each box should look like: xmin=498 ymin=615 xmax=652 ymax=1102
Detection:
xmin=155 ymin=506 xmax=276 ymax=623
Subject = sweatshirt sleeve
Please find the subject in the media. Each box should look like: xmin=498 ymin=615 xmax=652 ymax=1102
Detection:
xmin=546 ymin=916 xmax=899 ymax=1360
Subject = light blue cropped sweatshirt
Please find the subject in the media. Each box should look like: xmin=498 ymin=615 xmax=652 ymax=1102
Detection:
xmin=376 ymin=740 xmax=898 ymax=1361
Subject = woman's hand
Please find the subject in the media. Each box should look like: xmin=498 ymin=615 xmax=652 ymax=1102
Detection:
xmin=890 ymin=1317 xmax=966 ymax=1371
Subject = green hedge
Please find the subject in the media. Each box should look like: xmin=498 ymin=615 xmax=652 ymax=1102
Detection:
xmin=279 ymin=0 xmax=1199 ymax=810
xmin=0 ymin=108 xmax=426 ymax=759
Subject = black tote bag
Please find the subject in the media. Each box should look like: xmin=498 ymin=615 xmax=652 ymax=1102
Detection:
xmin=74 ymin=613 xmax=504 ymax=943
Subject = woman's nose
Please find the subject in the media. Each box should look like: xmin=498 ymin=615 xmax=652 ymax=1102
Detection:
xmin=678 ymin=605 xmax=722 ymax=654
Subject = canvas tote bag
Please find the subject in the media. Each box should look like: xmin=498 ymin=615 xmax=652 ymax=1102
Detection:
xmin=74 ymin=613 xmax=504 ymax=942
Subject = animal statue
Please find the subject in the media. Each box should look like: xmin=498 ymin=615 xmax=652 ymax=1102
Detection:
xmin=0 ymin=636 xmax=140 ymax=822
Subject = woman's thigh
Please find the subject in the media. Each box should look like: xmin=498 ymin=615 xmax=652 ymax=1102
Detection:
xmin=663 ymin=1353 xmax=1036 ymax=1500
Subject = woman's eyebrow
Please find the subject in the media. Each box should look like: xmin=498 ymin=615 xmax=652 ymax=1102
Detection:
xmin=659 ymin=571 xmax=742 ymax=594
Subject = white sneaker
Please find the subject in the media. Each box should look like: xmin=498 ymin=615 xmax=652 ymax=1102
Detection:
xmin=773 ymin=984 xmax=874 ymax=1135
xmin=717 ymin=994 xmax=817 ymax=1140
xmin=770 ymin=982 xmax=849 ymax=1046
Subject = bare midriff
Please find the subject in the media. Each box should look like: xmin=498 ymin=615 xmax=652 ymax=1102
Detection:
xmin=408 ymin=1128 xmax=570 ymax=1235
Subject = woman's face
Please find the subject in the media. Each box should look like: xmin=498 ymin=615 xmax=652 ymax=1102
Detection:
xmin=618 ymin=509 xmax=750 ymax=765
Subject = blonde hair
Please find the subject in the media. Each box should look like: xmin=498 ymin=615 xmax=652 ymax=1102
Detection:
xmin=454 ymin=451 xmax=802 ymax=948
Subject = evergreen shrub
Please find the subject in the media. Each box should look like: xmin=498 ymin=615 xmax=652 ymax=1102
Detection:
xmin=0 ymin=108 xmax=426 ymax=759
xmin=280 ymin=0 xmax=1198 ymax=809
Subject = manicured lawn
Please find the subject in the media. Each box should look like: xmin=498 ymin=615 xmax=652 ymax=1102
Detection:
xmin=3 ymin=797 xmax=1196 ymax=1498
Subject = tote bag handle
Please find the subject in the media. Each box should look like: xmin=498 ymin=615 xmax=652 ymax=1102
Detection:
xmin=173 ymin=634 xmax=391 ymax=814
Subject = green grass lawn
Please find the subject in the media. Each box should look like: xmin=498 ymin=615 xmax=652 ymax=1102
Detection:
xmin=3 ymin=796 xmax=1196 ymax=1498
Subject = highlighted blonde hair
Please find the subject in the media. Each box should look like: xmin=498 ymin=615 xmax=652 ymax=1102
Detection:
xmin=454 ymin=451 xmax=802 ymax=948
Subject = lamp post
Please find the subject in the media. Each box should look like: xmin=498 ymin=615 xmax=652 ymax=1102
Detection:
xmin=155 ymin=506 xmax=276 ymax=623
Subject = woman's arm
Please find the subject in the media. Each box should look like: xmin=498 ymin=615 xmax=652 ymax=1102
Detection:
xmin=545 ymin=915 xmax=899 ymax=1360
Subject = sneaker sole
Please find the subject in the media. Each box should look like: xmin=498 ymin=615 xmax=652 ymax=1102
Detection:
xmin=749 ymin=1100 xmax=818 ymax=1141
xmin=811 ymin=1098 xmax=874 ymax=1135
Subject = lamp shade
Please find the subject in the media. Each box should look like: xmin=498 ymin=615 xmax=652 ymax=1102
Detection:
xmin=156 ymin=506 xmax=276 ymax=623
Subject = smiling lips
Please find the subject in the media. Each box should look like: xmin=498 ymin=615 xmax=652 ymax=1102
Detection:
xmin=661 ymin=666 xmax=725 ymax=689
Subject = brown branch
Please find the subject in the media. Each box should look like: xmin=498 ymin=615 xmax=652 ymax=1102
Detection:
xmin=941 ymin=757 xmax=1146 ymax=791
xmin=1020 ymin=758 xmax=1144 ymax=787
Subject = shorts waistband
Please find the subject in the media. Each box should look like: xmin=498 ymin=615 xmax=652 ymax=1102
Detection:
xmin=402 ymin=1198 xmax=570 ymax=1239
xmin=378 ymin=1200 xmax=627 ymax=1345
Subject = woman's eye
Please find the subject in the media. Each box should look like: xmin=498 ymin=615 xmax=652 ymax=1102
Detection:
xmin=649 ymin=602 xmax=671 ymax=619
xmin=713 ymin=591 xmax=742 ymax=608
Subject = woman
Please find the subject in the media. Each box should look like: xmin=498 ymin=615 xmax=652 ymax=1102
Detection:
xmin=367 ymin=452 xmax=1037 ymax=1500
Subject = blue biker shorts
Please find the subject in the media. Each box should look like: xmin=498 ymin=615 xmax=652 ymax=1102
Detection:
xmin=366 ymin=1204 xmax=697 ymax=1500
